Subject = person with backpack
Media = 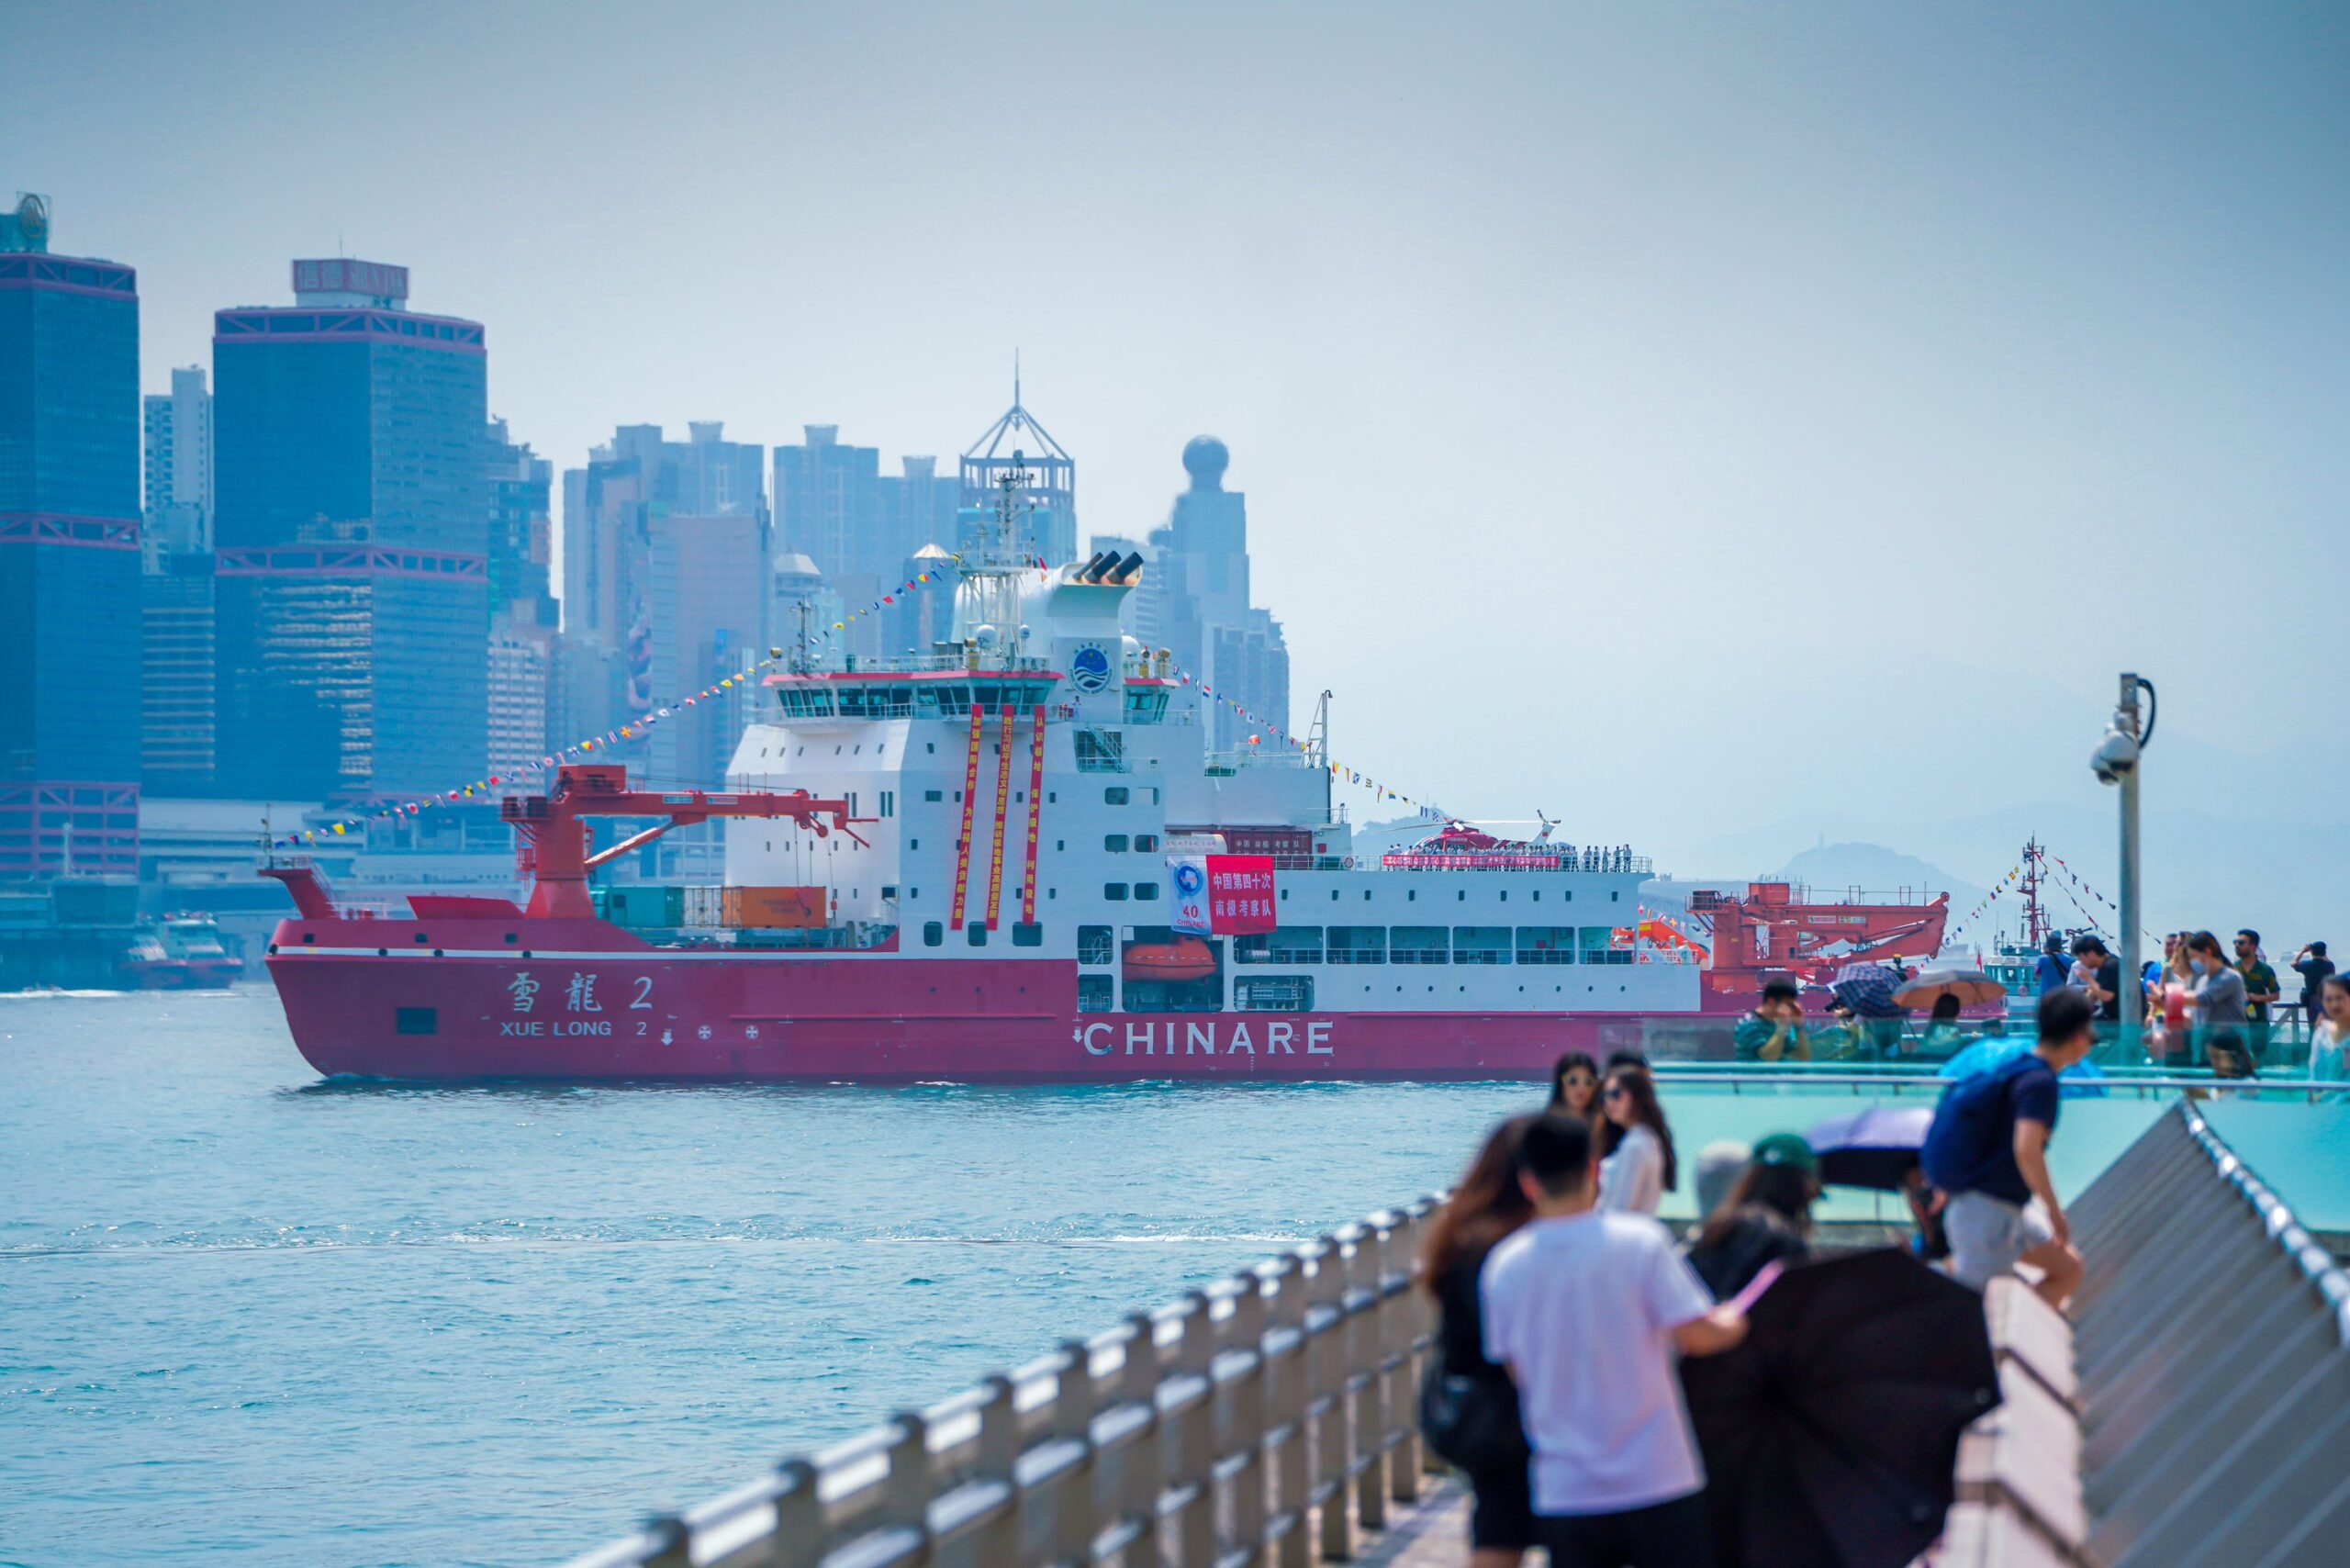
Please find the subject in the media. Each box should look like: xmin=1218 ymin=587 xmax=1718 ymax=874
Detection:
xmin=2032 ymin=934 xmax=2072 ymax=996
xmin=1921 ymin=987 xmax=2097 ymax=1310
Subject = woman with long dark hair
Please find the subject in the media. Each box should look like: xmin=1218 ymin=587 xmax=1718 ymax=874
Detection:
xmin=1546 ymin=1050 xmax=1601 ymax=1120
xmin=1596 ymin=1065 xmax=1677 ymax=1215
xmin=1685 ymin=1134 xmax=1818 ymax=1297
xmin=1419 ymin=1115 xmax=1539 ymax=1566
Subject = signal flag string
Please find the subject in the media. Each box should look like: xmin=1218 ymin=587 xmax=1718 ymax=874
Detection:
xmin=274 ymin=559 xmax=1449 ymax=846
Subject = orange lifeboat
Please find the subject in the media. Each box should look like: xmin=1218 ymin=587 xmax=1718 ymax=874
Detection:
xmin=1122 ymin=937 xmax=1217 ymax=984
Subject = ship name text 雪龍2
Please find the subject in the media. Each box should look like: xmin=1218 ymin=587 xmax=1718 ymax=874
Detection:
xmin=1076 ymin=1019 xmax=1334 ymax=1056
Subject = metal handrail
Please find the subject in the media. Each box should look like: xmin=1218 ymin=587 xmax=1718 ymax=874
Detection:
xmin=561 ymin=1204 xmax=1441 ymax=1568
xmin=2176 ymin=1103 xmax=2350 ymax=1344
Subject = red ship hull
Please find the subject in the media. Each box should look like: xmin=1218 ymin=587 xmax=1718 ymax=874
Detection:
xmin=264 ymin=913 xmax=1736 ymax=1083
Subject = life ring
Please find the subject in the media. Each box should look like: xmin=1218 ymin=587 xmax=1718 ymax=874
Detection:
xmin=1341 ymin=855 xmax=1357 ymax=869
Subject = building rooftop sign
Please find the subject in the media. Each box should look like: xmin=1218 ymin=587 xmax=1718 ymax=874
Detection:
xmin=291 ymin=257 xmax=408 ymax=306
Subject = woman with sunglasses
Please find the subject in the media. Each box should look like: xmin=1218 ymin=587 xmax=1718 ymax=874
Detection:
xmin=1546 ymin=1050 xmax=1602 ymax=1121
xmin=1596 ymin=1065 xmax=1678 ymax=1215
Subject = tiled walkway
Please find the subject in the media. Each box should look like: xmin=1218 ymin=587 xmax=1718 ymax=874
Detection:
xmin=1338 ymin=1478 xmax=1475 ymax=1567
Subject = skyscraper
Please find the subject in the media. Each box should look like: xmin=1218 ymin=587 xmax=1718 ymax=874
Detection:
xmin=141 ymin=364 xmax=212 ymax=551
xmin=212 ymin=258 xmax=489 ymax=801
xmin=1143 ymin=436 xmax=1289 ymax=752
xmin=0 ymin=194 xmax=143 ymax=877
xmin=558 ymin=421 xmax=765 ymax=744
xmin=140 ymin=365 xmax=218 ymax=795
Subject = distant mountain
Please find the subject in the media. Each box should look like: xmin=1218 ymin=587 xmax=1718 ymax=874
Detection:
xmin=1772 ymin=843 xmax=1988 ymax=914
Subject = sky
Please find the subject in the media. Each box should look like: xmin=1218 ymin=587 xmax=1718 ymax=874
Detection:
xmin=6 ymin=0 xmax=2345 ymax=937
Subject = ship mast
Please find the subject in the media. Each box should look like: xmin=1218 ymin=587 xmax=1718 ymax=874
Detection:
xmin=953 ymin=455 xmax=1035 ymax=666
xmin=2017 ymin=835 xmax=2052 ymax=948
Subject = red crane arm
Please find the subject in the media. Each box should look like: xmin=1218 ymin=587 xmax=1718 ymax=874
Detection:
xmin=498 ymin=764 xmax=876 ymax=918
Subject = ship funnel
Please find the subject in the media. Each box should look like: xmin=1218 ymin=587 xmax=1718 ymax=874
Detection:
xmin=1071 ymin=551 xmax=1105 ymax=583
xmin=1113 ymin=551 xmax=1145 ymax=583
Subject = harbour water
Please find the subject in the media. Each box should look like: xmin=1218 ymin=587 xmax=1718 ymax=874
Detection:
xmin=3 ymin=989 xmax=2163 ymax=1567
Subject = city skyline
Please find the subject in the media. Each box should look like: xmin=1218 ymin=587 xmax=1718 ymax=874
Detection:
xmin=6 ymin=0 xmax=2345 ymax=935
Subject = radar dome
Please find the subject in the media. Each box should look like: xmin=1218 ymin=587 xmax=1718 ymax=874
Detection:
xmin=1181 ymin=435 xmax=1229 ymax=489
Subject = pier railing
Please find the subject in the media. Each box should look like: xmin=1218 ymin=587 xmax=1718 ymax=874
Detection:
xmin=564 ymin=1202 xmax=1441 ymax=1568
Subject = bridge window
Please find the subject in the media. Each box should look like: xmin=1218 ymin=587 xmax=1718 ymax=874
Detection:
xmin=1134 ymin=834 xmax=1158 ymax=853
xmin=1078 ymin=975 xmax=1114 ymax=1013
xmin=1453 ymin=926 xmax=1511 ymax=965
xmin=967 ymin=923 xmax=988 ymax=946
xmin=1103 ymin=883 xmax=1130 ymax=902
xmin=1104 ymin=834 xmax=1129 ymax=852
xmin=1328 ymin=926 xmax=1386 ymax=965
xmin=1103 ymin=786 xmax=1129 ymax=805
xmin=924 ymin=790 xmax=942 ymax=802
xmin=1580 ymin=926 xmax=1628 ymax=965
xmin=1078 ymin=925 xmax=1113 ymax=965
xmin=1516 ymin=926 xmax=1575 ymax=965
xmin=1133 ymin=882 xmax=1160 ymax=902
xmin=1012 ymin=923 xmax=1042 ymax=947
xmin=1236 ymin=976 xmax=1315 ymax=1012
xmin=923 ymin=922 xmax=943 ymax=946
xmin=1392 ymin=925 xmax=1449 ymax=965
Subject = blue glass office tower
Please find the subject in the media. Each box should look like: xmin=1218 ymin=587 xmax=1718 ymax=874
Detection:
xmin=213 ymin=260 xmax=488 ymax=801
xmin=0 ymin=227 xmax=143 ymax=879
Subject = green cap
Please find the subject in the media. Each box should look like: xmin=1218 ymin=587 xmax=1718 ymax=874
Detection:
xmin=1751 ymin=1133 xmax=1817 ymax=1173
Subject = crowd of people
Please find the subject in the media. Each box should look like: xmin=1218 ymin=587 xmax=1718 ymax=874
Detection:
xmin=1723 ymin=925 xmax=2349 ymax=1083
xmin=1419 ymin=987 xmax=2103 ymax=1567
xmin=2062 ymin=928 xmax=2348 ymax=1081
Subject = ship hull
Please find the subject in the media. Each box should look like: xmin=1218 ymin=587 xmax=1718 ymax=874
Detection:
xmin=264 ymin=916 xmax=1735 ymax=1083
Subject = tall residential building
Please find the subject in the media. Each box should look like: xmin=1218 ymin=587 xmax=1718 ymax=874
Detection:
xmin=1143 ymin=436 xmax=1289 ymax=753
xmin=212 ymin=258 xmax=489 ymax=800
xmin=775 ymin=431 xmax=968 ymax=664
xmin=140 ymin=365 xmax=218 ymax=794
xmin=486 ymin=417 xmax=554 ymax=633
xmin=558 ymin=421 xmax=765 ymax=743
xmin=960 ymin=381 xmax=1076 ymax=566
xmin=141 ymin=364 xmax=212 ymax=550
xmin=646 ymin=511 xmax=766 ymax=793
xmin=0 ymin=195 xmax=143 ymax=877
xmin=484 ymin=419 xmax=554 ymax=775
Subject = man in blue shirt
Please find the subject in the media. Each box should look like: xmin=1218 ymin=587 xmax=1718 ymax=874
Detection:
xmin=2032 ymin=935 xmax=2072 ymax=996
xmin=1922 ymin=987 xmax=2098 ymax=1310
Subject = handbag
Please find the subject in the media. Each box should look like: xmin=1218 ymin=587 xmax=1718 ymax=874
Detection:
xmin=1416 ymin=1359 xmax=1528 ymax=1476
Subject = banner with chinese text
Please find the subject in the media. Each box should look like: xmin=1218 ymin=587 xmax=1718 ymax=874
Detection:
xmin=1168 ymin=854 xmax=1278 ymax=935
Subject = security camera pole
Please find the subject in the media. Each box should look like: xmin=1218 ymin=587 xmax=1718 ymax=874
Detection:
xmin=2113 ymin=673 xmax=2148 ymax=1035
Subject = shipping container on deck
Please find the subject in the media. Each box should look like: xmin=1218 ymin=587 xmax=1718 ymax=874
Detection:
xmin=723 ymin=887 xmax=827 ymax=929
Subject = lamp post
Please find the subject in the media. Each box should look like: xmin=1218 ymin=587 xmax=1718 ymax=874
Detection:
xmin=2093 ymin=673 xmax=2156 ymax=1037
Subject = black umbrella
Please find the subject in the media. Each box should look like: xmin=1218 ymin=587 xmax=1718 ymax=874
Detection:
xmin=1806 ymin=1104 xmax=1934 ymax=1192
xmin=1681 ymin=1248 xmax=2000 ymax=1568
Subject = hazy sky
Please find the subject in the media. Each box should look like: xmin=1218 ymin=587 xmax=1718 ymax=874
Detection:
xmin=8 ymin=2 xmax=2345 ymax=928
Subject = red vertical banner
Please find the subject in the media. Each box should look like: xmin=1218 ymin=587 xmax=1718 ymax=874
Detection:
xmin=1021 ymin=704 xmax=1046 ymax=924
xmin=949 ymin=702 xmax=982 ymax=929
xmin=984 ymin=703 xmax=1014 ymax=929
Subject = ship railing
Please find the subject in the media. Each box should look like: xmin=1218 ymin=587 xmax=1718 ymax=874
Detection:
xmin=563 ymin=1203 xmax=1439 ymax=1568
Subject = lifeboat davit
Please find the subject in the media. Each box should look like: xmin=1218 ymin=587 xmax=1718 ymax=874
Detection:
xmin=1122 ymin=937 xmax=1217 ymax=984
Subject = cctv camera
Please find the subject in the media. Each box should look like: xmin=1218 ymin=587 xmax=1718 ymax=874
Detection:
xmin=2091 ymin=728 xmax=2139 ymax=785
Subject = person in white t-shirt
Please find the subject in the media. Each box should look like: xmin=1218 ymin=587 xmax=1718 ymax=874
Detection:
xmin=1482 ymin=1112 xmax=1746 ymax=1567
